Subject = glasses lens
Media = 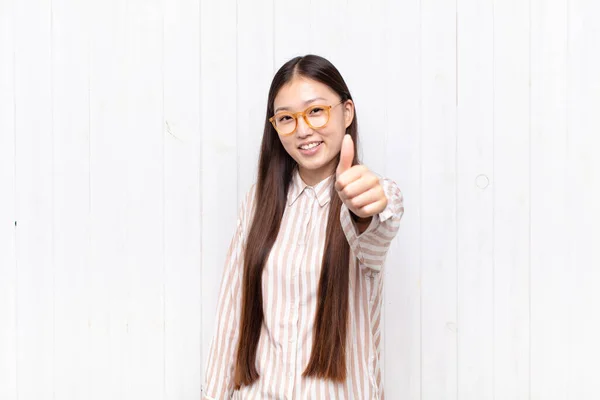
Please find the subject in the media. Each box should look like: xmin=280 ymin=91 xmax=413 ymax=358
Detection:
xmin=306 ymin=106 xmax=329 ymax=128
xmin=273 ymin=113 xmax=296 ymax=135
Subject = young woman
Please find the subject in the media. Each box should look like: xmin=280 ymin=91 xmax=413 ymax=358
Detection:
xmin=203 ymin=54 xmax=404 ymax=399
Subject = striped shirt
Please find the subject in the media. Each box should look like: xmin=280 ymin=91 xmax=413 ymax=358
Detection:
xmin=204 ymin=166 xmax=404 ymax=400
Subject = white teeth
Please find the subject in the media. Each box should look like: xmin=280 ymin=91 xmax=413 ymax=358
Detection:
xmin=300 ymin=142 xmax=321 ymax=150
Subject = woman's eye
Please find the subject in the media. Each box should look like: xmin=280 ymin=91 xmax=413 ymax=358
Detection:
xmin=278 ymin=115 xmax=292 ymax=123
xmin=309 ymin=107 xmax=324 ymax=114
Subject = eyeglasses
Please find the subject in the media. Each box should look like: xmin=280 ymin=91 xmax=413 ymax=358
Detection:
xmin=269 ymin=100 xmax=344 ymax=136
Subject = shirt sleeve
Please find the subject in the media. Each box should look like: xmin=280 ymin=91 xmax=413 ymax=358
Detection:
xmin=203 ymin=184 xmax=255 ymax=399
xmin=340 ymin=177 xmax=404 ymax=274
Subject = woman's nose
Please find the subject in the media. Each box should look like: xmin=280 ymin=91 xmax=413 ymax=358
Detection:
xmin=295 ymin=116 xmax=312 ymax=137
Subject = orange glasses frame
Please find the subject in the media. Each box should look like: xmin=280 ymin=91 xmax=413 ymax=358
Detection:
xmin=269 ymin=100 xmax=344 ymax=136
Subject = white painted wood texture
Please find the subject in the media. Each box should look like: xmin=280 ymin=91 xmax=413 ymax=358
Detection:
xmin=493 ymin=1 xmax=531 ymax=399
xmin=0 ymin=0 xmax=599 ymax=399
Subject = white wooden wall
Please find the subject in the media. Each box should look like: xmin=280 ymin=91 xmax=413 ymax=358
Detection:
xmin=1 ymin=0 xmax=599 ymax=399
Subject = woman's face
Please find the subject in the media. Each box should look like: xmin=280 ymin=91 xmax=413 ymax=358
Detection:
xmin=273 ymin=76 xmax=354 ymax=186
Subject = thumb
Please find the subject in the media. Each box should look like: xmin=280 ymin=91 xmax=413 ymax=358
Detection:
xmin=336 ymin=134 xmax=354 ymax=176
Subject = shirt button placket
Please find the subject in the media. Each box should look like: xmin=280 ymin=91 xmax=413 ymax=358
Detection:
xmin=290 ymin=191 xmax=313 ymax=398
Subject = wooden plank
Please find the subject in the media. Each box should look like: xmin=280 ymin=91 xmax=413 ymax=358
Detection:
xmin=236 ymin=0 xmax=273 ymax=197
xmin=273 ymin=0 xmax=311 ymax=67
xmin=13 ymin=0 xmax=54 ymax=398
xmin=493 ymin=0 xmax=531 ymax=398
xmin=343 ymin=0 xmax=387 ymax=177
xmin=308 ymin=0 xmax=347 ymax=71
xmin=419 ymin=0 xmax=458 ymax=398
xmin=163 ymin=0 xmax=202 ymax=397
xmin=51 ymin=0 xmax=91 ymax=398
xmin=88 ymin=0 xmax=129 ymax=397
xmin=120 ymin=0 xmax=165 ymax=398
xmin=199 ymin=0 xmax=238 ymax=393
xmin=566 ymin=0 xmax=600 ymax=397
xmin=382 ymin=0 xmax=421 ymax=397
xmin=456 ymin=0 xmax=494 ymax=398
xmin=0 ymin=0 xmax=17 ymax=398
xmin=529 ymin=0 xmax=570 ymax=398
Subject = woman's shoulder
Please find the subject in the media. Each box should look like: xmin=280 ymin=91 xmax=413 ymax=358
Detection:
xmin=244 ymin=182 xmax=258 ymax=208
xmin=238 ymin=182 xmax=258 ymax=226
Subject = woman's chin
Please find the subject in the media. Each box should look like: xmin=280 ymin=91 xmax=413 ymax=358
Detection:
xmin=296 ymin=154 xmax=336 ymax=175
xmin=297 ymin=156 xmax=324 ymax=171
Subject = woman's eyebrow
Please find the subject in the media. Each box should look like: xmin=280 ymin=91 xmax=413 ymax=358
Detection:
xmin=274 ymin=97 xmax=327 ymax=113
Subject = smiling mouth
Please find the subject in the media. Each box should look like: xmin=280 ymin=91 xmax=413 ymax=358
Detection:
xmin=298 ymin=141 xmax=323 ymax=150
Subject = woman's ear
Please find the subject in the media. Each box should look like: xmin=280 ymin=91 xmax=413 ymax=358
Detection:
xmin=343 ymin=99 xmax=355 ymax=129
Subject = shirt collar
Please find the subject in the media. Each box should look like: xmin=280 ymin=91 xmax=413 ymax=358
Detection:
xmin=287 ymin=167 xmax=334 ymax=207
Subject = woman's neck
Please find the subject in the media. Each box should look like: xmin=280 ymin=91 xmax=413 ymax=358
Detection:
xmin=298 ymin=163 xmax=336 ymax=187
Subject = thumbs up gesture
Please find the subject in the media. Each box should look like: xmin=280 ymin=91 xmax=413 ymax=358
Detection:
xmin=335 ymin=134 xmax=388 ymax=220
